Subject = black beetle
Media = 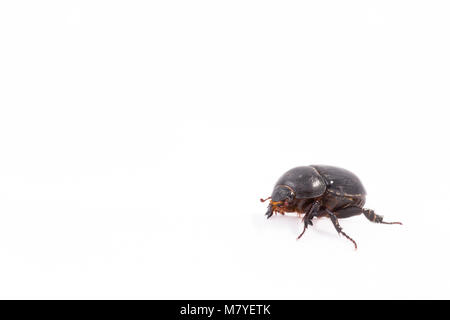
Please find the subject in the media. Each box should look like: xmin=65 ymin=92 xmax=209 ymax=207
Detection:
xmin=261 ymin=165 xmax=402 ymax=249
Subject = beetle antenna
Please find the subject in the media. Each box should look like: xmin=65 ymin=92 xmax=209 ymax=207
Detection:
xmin=260 ymin=196 xmax=271 ymax=203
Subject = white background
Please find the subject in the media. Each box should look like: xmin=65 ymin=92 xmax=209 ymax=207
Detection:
xmin=0 ymin=1 xmax=449 ymax=299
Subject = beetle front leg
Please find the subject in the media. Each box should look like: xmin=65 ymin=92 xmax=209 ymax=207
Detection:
xmin=297 ymin=200 xmax=321 ymax=240
xmin=326 ymin=209 xmax=358 ymax=249
xmin=265 ymin=204 xmax=274 ymax=219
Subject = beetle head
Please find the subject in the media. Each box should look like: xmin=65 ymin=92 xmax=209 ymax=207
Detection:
xmin=262 ymin=185 xmax=295 ymax=218
xmin=271 ymin=185 xmax=295 ymax=203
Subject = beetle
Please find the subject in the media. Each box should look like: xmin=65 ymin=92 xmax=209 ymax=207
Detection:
xmin=261 ymin=165 xmax=402 ymax=249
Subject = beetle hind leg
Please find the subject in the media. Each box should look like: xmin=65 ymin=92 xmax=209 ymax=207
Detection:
xmin=363 ymin=209 xmax=402 ymax=225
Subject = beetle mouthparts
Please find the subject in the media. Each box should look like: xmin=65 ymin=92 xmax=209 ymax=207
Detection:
xmin=270 ymin=201 xmax=283 ymax=206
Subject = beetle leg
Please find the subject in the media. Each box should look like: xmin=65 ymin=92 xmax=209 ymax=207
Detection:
xmin=297 ymin=200 xmax=321 ymax=240
xmin=265 ymin=204 xmax=274 ymax=219
xmin=296 ymin=223 xmax=308 ymax=240
xmin=363 ymin=209 xmax=402 ymax=225
xmin=326 ymin=209 xmax=357 ymax=249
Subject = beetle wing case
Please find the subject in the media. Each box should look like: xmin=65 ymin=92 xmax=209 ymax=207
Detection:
xmin=275 ymin=166 xmax=326 ymax=199
xmin=311 ymin=165 xmax=366 ymax=196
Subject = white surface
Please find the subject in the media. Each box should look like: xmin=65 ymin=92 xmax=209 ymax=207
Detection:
xmin=0 ymin=1 xmax=449 ymax=299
